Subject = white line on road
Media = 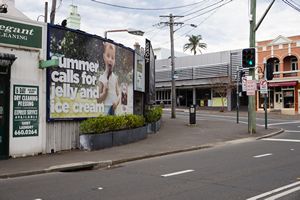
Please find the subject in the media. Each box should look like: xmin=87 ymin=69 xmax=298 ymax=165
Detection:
xmin=262 ymin=138 xmax=300 ymax=143
xmin=161 ymin=169 xmax=194 ymax=177
xmin=264 ymin=186 xmax=300 ymax=200
xmin=285 ymin=130 xmax=300 ymax=133
xmin=246 ymin=181 xmax=300 ymax=200
xmin=253 ymin=153 xmax=273 ymax=158
xmin=268 ymin=121 xmax=300 ymax=126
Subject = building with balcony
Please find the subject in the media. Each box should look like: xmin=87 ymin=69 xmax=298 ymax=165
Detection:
xmin=257 ymin=35 xmax=300 ymax=115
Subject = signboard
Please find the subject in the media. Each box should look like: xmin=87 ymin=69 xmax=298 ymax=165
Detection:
xmin=246 ymin=80 xmax=257 ymax=96
xmin=260 ymin=80 xmax=268 ymax=94
xmin=47 ymin=25 xmax=134 ymax=120
xmin=134 ymin=53 xmax=145 ymax=92
xmin=0 ymin=19 xmax=42 ymax=49
xmin=13 ymin=85 xmax=39 ymax=137
xmin=145 ymin=39 xmax=156 ymax=105
xmin=242 ymin=77 xmax=247 ymax=92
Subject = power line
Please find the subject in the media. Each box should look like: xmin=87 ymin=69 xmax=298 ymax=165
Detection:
xmin=182 ymin=0 xmax=224 ymax=18
xmin=282 ymin=0 xmax=300 ymax=12
xmin=90 ymin=0 xmax=213 ymax=11
xmin=183 ymin=0 xmax=233 ymax=22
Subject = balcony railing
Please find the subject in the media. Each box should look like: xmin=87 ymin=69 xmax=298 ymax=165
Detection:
xmin=273 ymin=70 xmax=299 ymax=78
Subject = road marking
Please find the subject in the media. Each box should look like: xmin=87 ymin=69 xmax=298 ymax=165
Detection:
xmin=246 ymin=181 xmax=300 ymax=200
xmin=98 ymin=187 xmax=103 ymax=190
xmin=268 ymin=121 xmax=300 ymax=126
xmin=285 ymin=130 xmax=300 ymax=133
xmin=264 ymin=186 xmax=300 ymax=200
xmin=291 ymin=149 xmax=295 ymax=151
xmin=253 ymin=153 xmax=272 ymax=158
xmin=161 ymin=169 xmax=194 ymax=177
xmin=262 ymin=138 xmax=300 ymax=143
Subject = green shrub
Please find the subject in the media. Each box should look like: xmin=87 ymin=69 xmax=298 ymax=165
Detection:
xmin=80 ymin=114 xmax=145 ymax=134
xmin=145 ymin=106 xmax=163 ymax=123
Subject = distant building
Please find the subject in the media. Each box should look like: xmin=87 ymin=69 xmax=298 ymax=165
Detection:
xmin=155 ymin=50 xmax=247 ymax=111
xmin=66 ymin=4 xmax=81 ymax=29
xmin=153 ymin=47 xmax=188 ymax=60
xmin=257 ymin=35 xmax=300 ymax=115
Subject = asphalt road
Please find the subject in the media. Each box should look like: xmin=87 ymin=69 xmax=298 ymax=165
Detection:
xmin=0 ymin=112 xmax=299 ymax=200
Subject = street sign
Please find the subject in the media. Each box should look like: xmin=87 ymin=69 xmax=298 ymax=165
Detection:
xmin=246 ymin=80 xmax=257 ymax=96
xmin=242 ymin=77 xmax=247 ymax=92
xmin=260 ymin=80 xmax=268 ymax=94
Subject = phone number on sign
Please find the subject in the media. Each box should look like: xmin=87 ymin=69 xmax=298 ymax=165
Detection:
xmin=14 ymin=129 xmax=37 ymax=136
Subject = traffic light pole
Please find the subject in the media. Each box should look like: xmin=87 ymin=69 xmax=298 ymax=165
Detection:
xmin=249 ymin=0 xmax=256 ymax=134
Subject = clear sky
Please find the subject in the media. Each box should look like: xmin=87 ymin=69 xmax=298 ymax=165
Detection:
xmin=14 ymin=0 xmax=300 ymax=54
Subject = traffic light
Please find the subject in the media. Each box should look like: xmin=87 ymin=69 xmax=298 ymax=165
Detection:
xmin=266 ymin=63 xmax=274 ymax=80
xmin=242 ymin=48 xmax=255 ymax=68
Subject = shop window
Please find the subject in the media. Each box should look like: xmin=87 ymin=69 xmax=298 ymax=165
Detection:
xmin=283 ymin=90 xmax=294 ymax=108
xmin=258 ymin=90 xmax=274 ymax=109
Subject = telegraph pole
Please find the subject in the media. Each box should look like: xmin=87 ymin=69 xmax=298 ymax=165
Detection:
xmin=50 ymin=0 xmax=57 ymax=24
xmin=248 ymin=0 xmax=256 ymax=134
xmin=160 ymin=14 xmax=183 ymax=119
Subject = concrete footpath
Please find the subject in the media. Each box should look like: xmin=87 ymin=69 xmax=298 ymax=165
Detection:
xmin=0 ymin=110 xmax=284 ymax=179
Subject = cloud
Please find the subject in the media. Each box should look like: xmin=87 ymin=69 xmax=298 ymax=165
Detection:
xmin=14 ymin=0 xmax=300 ymax=55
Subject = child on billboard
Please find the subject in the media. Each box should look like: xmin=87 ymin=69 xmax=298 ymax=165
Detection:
xmin=98 ymin=42 xmax=121 ymax=115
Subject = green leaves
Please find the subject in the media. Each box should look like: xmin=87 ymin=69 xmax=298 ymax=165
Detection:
xmin=80 ymin=114 xmax=145 ymax=134
xmin=183 ymin=34 xmax=207 ymax=55
xmin=145 ymin=106 xmax=163 ymax=123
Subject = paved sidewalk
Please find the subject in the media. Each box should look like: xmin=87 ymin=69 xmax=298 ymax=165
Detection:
xmin=0 ymin=111 xmax=282 ymax=178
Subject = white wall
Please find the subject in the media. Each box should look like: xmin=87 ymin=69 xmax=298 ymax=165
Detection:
xmin=0 ymin=16 xmax=47 ymax=157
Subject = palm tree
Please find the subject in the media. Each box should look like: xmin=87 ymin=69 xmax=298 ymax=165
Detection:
xmin=183 ymin=35 xmax=207 ymax=55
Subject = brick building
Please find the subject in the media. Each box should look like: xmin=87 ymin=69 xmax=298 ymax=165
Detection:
xmin=257 ymin=35 xmax=300 ymax=114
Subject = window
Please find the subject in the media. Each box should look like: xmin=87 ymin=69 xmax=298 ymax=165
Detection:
xmin=274 ymin=63 xmax=280 ymax=72
xmin=283 ymin=90 xmax=294 ymax=108
xmin=291 ymin=58 xmax=298 ymax=71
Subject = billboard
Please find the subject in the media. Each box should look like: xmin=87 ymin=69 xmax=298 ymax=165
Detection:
xmin=47 ymin=25 xmax=134 ymax=120
xmin=145 ymin=39 xmax=156 ymax=105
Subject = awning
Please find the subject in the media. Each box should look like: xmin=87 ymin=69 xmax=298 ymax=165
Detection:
xmin=268 ymin=81 xmax=298 ymax=87
xmin=0 ymin=53 xmax=16 ymax=67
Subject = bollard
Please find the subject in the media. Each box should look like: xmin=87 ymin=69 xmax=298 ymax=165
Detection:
xmin=189 ymin=104 xmax=196 ymax=124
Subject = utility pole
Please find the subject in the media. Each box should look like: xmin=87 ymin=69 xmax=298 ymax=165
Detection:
xmin=248 ymin=0 xmax=274 ymax=134
xmin=50 ymin=0 xmax=57 ymax=24
xmin=44 ymin=1 xmax=48 ymax=23
xmin=248 ymin=0 xmax=256 ymax=134
xmin=160 ymin=14 xmax=183 ymax=119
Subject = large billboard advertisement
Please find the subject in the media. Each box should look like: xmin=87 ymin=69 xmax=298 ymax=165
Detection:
xmin=145 ymin=39 xmax=156 ymax=105
xmin=47 ymin=25 xmax=134 ymax=120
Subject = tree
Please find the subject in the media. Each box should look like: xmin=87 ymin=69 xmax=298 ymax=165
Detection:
xmin=183 ymin=35 xmax=207 ymax=55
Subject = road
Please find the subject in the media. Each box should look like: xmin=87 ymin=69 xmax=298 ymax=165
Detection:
xmin=0 ymin=112 xmax=299 ymax=200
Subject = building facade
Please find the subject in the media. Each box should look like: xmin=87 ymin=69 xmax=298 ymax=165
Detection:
xmin=155 ymin=50 xmax=247 ymax=111
xmin=256 ymin=35 xmax=300 ymax=115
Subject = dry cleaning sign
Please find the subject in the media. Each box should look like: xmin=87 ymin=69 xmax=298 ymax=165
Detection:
xmin=13 ymin=85 xmax=39 ymax=137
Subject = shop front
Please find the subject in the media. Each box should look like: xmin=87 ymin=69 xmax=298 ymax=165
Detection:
xmin=257 ymin=81 xmax=298 ymax=114
xmin=0 ymin=16 xmax=46 ymax=158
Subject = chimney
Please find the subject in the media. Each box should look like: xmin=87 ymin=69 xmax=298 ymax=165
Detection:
xmin=134 ymin=42 xmax=140 ymax=53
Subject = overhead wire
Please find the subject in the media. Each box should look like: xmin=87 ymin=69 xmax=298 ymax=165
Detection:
xmin=90 ymin=0 xmax=214 ymax=11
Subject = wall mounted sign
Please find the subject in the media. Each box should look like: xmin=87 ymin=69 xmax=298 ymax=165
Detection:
xmin=13 ymin=85 xmax=39 ymax=137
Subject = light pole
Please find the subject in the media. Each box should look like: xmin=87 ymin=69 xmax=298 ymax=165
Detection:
xmin=104 ymin=28 xmax=144 ymax=39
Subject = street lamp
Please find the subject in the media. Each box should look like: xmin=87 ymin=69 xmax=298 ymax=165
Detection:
xmin=104 ymin=28 xmax=144 ymax=39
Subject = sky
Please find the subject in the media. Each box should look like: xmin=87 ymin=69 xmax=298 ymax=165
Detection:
xmin=13 ymin=0 xmax=300 ymax=55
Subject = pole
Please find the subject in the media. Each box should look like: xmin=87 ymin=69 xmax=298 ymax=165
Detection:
xmin=248 ymin=0 xmax=256 ymax=134
xmin=264 ymin=94 xmax=267 ymax=129
xmin=44 ymin=1 xmax=48 ymax=23
xmin=50 ymin=0 xmax=57 ymax=24
xmin=236 ymin=67 xmax=240 ymax=124
xmin=170 ymin=14 xmax=176 ymax=119
xmin=264 ymin=63 xmax=268 ymax=129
